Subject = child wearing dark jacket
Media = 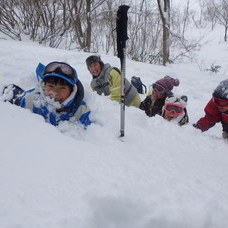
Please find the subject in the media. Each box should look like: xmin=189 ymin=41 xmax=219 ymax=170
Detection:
xmin=193 ymin=79 xmax=228 ymax=139
xmin=139 ymin=76 xmax=180 ymax=117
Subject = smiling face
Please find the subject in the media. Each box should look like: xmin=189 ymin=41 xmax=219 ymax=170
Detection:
xmin=88 ymin=62 xmax=102 ymax=77
xmin=44 ymin=82 xmax=72 ymax=104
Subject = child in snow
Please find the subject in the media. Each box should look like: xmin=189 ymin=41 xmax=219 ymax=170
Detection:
xmin=162 ymin=95 xmax=189 ymax=126
xmin=85 ymin=55 xmax=141 ymax=107
xmin=139 ymin=76 xmax=179 ymax=117
xmin=3 ymin=62 xmax=91 ymax=127
xmin=193 ymin=79 xmax=228 ymax=139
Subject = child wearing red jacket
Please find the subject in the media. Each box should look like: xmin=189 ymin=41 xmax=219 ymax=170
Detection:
xmin=193 ymin=79 xmax=228 ymax=139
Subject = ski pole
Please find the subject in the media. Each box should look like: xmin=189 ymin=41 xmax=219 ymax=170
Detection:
xmin=116 ymin=5 xmax=130 ymax=137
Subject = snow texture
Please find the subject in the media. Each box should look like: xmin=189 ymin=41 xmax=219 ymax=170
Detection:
xmin=0 ymin=25 xmax=228 ymax=228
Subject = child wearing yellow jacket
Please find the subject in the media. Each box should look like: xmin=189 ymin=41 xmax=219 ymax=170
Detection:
xmin=86 ymin=55 xmax=141 ymax=107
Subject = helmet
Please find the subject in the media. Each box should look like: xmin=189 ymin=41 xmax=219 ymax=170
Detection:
xmin=165 ymin=95 xmax=188 ymax=108
xmin=213 ymin=79 xmax=228 ymax=100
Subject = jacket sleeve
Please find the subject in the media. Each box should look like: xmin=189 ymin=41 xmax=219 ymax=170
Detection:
xmin=108 ymin=69 xmax=121 ymax=102
xmin=17 ymin=88 xmax=36 ymax=110
xmin=73 ymin=102 xmax=91 ymax=127
xmin=139 ymin=96 xmax=154 ymax=117
xmin=108 ymin=69 xmax=141 ymax=107
xmin=79 ymin=111 xmax=91 ymax=127
xmin=139 ymin=96 xmax=151 ymax=111
xmin=196 ymin=99 xmax=221 ymax=132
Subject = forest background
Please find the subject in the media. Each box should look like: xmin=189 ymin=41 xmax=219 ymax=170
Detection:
xmin=1 ymin=0 xmax=227 ymax=66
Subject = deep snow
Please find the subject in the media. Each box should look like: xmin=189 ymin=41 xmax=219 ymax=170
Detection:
xmin=0 ymin=25 xmax=228 ymax=228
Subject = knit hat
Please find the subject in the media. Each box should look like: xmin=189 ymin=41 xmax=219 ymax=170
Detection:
xmin=213 ymin=79 xmax=228 ymax=100
xmin=165 ymin=95 xmax=188 ymax=108
xmin=156 ymin=76 xmax=179 ymax=93
xmin=86 ymin=55 xmax=104 ymax=68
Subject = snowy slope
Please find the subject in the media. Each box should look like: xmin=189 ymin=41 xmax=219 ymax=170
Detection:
xmin=0 ymin=27 xmax=228 ymax=228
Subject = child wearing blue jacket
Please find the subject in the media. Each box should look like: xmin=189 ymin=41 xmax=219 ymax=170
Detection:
xmin=3 ymin=62 xmax=91 ymax=127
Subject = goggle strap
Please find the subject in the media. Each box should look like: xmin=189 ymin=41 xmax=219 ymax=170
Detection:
xmin=44 ymin=62 xmax=74 ymax=77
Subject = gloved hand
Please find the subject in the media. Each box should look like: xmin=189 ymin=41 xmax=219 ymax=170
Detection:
xmin=2 ymin=84 xmax=24 ymax=104
xmin=222 ymin=131 xmax=228 ymax=139
xmin=192 ymin=123 xmax=200 ymax=129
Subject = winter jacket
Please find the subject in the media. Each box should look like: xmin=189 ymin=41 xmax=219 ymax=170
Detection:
xmin=139 ymin=95 xmax=166 ymax=117
xmin=196 ymin=98 xmax=228 ymax=133
xmin=90 ymin=63 xmax=141 ymax=107
xmin=17 ymin=82 xmax=91 ymax=127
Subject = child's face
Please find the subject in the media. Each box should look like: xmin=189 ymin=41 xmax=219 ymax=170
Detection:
xmin=44 ymin=82 xmax=71 ymax=104
xmin=217 ymin=105 xmax=228 ymax=113
xmin=164 ymin=110 xmax=179 ymax=121
xmin=152 ymin=90 xmax=166 ymax=100
xmin=213 ymin=97 xmax=228 ymax=113
xmin=163 ymin=103 xmax=184 ymax=121
xmin=88 ymin=62 xmax=102 ymax=77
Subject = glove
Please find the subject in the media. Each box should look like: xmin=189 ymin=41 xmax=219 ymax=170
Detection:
xmin=192 ymin=123 xmax=200 ymax=129
xmin=222 ymin=131 xmax=228 ymax=139
xmin=2 ymin=84 xmax=24 ymax=105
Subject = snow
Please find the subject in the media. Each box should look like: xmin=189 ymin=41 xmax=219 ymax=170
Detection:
xmin=1 ymin=26 xmax=228 ymax=228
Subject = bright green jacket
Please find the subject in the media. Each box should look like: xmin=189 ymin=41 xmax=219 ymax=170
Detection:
xmin=90 ymin=63 xmax=141 ymax=107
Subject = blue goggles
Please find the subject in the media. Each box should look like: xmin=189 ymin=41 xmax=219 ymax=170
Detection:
xmin=43 ymin=62 xmax=78 ymax=85
xmin=152 ymin=83 xmax=166 ymax=94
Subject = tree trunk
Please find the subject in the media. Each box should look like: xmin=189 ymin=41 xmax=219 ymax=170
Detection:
xmin=85 ymin=0 xmax=92 ymax=52
xmin=157 ymin=0 xmax=170 ymax=65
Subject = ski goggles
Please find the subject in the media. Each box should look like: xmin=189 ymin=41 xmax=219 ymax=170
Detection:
xmin=164 ymin=103 xmax=184 ymax=115
xmin=213 ymin=96 xmax=228 ymax=107
xmin=43 ymin=62 xmax=77 ymax=85
xmin=152 ymin=83 xmax=166 ymax=94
